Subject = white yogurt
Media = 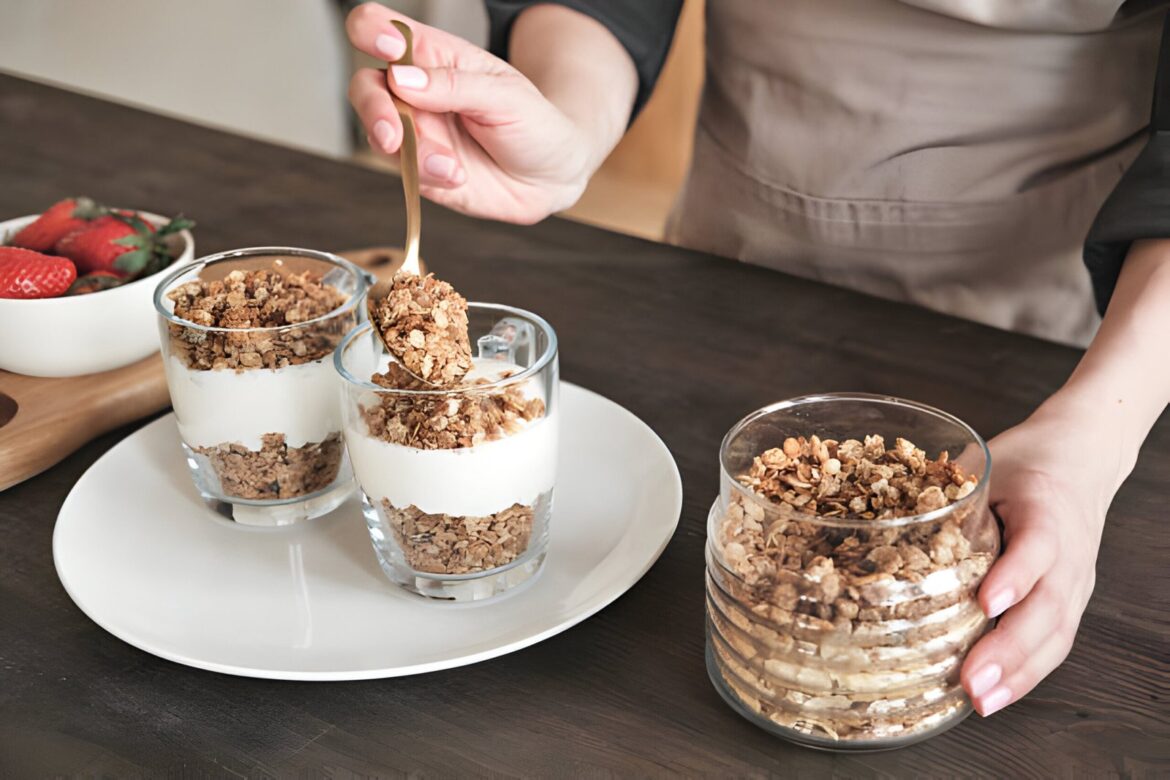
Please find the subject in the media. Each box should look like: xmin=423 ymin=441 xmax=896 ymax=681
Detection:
xmin=344 ymin=360 xmax=558 ymax=517
xmin=346 ymin=411 xmax=557 ymax=517
xmin=165 ymin=355 xmax=341 ymax=450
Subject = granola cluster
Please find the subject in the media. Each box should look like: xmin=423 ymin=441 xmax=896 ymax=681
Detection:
xmin=370 ymin=273 xmax=472 ymax=386
xmin=709 ymin=434 xmax=997 ymax=743
xmin=193 ymin=433 xmax=344 ymax=500
xmin=167 ymin=267 xmax=352 ymax=370
xmin=382 ymin=500 xmax=534 ymax=574
xmin=363 ymin=363 xmax=546 ymax=450
xmin=739 ymin=434 xmax=977 ymax=521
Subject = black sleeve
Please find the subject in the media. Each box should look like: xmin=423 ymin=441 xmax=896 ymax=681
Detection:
xmin=484 ymin=0 xmax=684 ymax=121
xmin=1083 ymin=12 xmax=1170 ymax=315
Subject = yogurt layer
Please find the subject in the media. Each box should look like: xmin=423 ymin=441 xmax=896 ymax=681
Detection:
xmin=346 ymin=409 xmax=558 ymax=517
xmin=344 ymin=358 xmax=558 ymax=517
xmin=165 ymin=355 xmax=341 ymax=450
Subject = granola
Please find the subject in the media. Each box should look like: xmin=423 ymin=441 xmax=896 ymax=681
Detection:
xmin=709 ymin=434 xmax=996 ymax=743
xmin=370 ymin=273 xmax=473 ymax=386
xmin=194 ymin=433 xmax=344 ymax=500
xmin=382 ymin=500 xmax=534 ymax=574
xmin=362 ymin=363 xmax=546 ymax=450
xmin=167 ymin=266 xmax=351 ymax=370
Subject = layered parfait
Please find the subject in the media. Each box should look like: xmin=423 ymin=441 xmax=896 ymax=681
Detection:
xmin=337 ymin=272 xmax=559 ymax=599
xmin=157 ymin=249 xmax=364 ymax=523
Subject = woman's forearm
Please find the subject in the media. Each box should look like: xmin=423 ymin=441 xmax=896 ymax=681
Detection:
xmin=508 ymin=4 xmax=638 ymax=175
xmin=1043 ymin=239 xmax=1170 ymax=490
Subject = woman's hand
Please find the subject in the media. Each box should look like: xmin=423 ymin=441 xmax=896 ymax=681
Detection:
xmin=345 ymin=3 xmax=632 ymax=224
xmin=960 ymin=398 xmax=1122 ymax=716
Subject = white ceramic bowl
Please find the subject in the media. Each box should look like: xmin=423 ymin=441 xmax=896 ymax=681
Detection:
xmin=0 ymin=210 xmax=195 ymax=377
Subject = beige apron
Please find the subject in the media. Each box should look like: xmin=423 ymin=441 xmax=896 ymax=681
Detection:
xmin=666 ymin=0 xmax=1165 ymax=345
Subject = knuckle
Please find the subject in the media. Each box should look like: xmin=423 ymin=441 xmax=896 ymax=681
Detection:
xmin=1054 ymin=611 xmax=1082 ymax=647
xmin=349 ymin=2 xmax=381 ymax=29
xmin=347 ymin=71 xmax=369 ymax=104
xmin=440 ymin=67 xmax=458 ymax=96
xmin=358 ymin=92 xmax=386 ymax=121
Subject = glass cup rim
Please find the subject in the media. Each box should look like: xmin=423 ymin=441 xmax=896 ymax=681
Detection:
xmin=718 ymin=392 xmax=992 ymax=529
xmin=333 ymin=303 xmax=558 ymax=396
xmin=153 ymin=246 xmax=368 ymax=333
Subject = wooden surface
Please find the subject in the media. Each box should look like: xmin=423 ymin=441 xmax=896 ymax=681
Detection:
xmin=0 ymin=74 xmax=1167 ymax=778
xmin=0 ymin=247 xmax=417 ymax=492
xmin=0 ymin=355 xmax=170 ymax=492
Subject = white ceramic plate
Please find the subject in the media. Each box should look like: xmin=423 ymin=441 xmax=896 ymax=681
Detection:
xmin=53 ymin=383 xmax=682 ymax=680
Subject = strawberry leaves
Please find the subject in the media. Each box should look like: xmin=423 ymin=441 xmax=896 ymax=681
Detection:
xmin=110 ymin=213 xmax=195 ymax=278
xmin=69 ymin=196 xmax=105 ymax=221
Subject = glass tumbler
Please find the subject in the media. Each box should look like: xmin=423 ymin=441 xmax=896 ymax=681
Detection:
xmin=154 ymin=247 xmax=366 ymax=526
xmin=335 ymin=304 xmax=559 ymax=601
xmin=706 ymin=394 xmax=1000 ymax=750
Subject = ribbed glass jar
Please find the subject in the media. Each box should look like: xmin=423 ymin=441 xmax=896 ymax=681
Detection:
xmin=705 ymin=394 xmax=1000 ymax=750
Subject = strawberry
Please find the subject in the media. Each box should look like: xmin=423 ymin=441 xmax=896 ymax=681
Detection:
xmin=55 ymin=214 xmax=139 ymax=275
xmin=56 ymin=212 xmax=193 ymax=278
xmin=8 ymin=197 xmax=105 ymax=252
xmin=0 ymin=247 xmax=77 ymax=299
xmin=67 ymin=270 xmax=123 ymax=296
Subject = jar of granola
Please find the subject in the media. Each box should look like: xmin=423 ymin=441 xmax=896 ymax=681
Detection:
xmin=706 ymin=394 xmax=1000 ymax=750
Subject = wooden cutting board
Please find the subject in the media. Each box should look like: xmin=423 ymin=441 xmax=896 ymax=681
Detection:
xmin=0 ymin=247 xmax=418 ymax=492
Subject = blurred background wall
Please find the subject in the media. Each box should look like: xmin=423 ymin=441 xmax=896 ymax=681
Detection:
xmin=0 ymin=0 xmax=702 ymax=240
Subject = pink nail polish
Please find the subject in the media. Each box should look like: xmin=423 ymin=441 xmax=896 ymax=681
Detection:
xmin=373 ymin=119 xmax=394 ymax=151
xmin=986 ymin=588 xmax=1015 ymax=618
xmin=424 ymin=154 xmax=457 ymax=181
xmin=978 ymin=686 xmax=1012 ymax=717
xmin=391 ymin=65 xmax=428 ymax=89
xmin=967 ymin=663 xmax=1001 ymax=699
xmin=375 ymin=33 xmax=406 ymax=60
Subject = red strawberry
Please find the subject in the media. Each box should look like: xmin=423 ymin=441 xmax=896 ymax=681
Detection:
xmin=55 ymin=214 xmax=139 ymax=275
xmin=9 ymin=197 xmax=105 ymax=252
xmin=0 ymin=247 xmax=77 ymax=299
xmin=56 ymin=211 xmax=192 ymax=279
xmin=67 ymin=270 xmax=123 ymax=296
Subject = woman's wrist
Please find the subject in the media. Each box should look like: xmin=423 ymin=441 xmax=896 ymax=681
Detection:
xmin=1033 ymin=239 xmax=1170 ymax=494
xmin=509 ymin=4 xmax=638 ymax=181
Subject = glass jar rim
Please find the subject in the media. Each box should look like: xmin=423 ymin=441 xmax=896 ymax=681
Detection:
xmin=333 ymin=303 xmax=558 ymax=397
xmin=153 ymin=246 xmax=367 ymax=333
xmin=719 ymin=393 xmax=992 ymax=529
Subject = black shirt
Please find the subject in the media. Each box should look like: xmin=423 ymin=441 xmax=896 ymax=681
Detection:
xmin=485 ymin=0 xmax=1169 ymax=316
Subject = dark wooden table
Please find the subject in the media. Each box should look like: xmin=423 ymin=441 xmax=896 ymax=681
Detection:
xmin=1 ymin=74 xmax=1167 ymax=778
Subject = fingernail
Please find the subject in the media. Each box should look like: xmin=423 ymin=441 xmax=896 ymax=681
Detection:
xmin=391 ymin=65 xmax=428 ymax=89
xmin=986 ymin=588 xmax=1015 ymax=618
xmin=967 ymin=663 xmax=1001 ymax=699
xmin=978 ymin=685 xmax=1012 ymax=717
xmin=375 ymin=33 xmax=406 ymax=60
xmin=424 ymin=154 xmax=457 ymax=181
xmin=373 ymin=119 xmax=394 ymax=151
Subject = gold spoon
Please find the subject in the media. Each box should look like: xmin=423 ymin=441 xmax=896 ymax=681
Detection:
xmin=366 ymin=20 xmax=432 ymax=383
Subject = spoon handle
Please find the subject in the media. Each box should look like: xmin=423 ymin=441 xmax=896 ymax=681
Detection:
xmin=389 ymin=20 xmax=421 ymax=277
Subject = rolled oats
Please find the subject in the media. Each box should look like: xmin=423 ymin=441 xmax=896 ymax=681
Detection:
xmin=194 ymin=433 xmax=343 ymax=500
xmin=382 ymin=500 xmax=534 ymax=575
xmin=370 ymin=273 xmax=473 ymax=386
xmin=362 ymin=364 xmax=545 ymax=450
xmin=167 ymin=267 xmax=352 ymax=370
